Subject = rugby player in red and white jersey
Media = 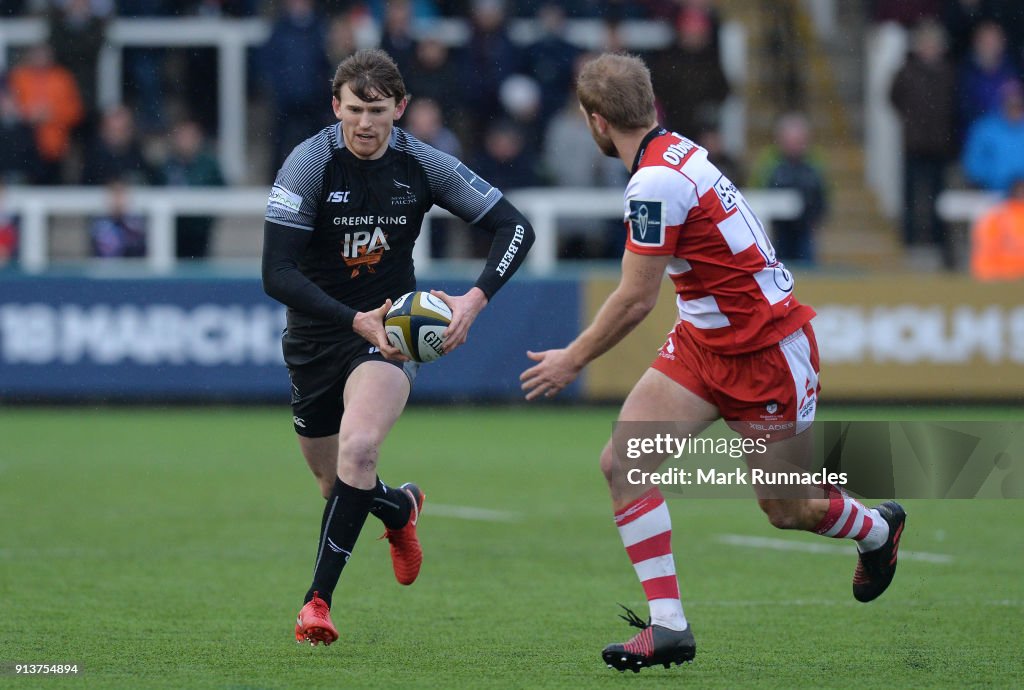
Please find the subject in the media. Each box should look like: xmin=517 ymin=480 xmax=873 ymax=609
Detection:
xmin=520 ymin=53 xmax=906 ymax=673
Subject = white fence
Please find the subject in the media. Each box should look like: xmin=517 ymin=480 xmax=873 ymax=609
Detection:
xmin=864 ymin=23 xmax=908 ymax=219
xmin=0 ymin=16 xmax=748 ymax=183
xmin=936 ymin=190 xmax=1001 ymax=223
xmin=4 ymin=187 xmax=803 ymax=275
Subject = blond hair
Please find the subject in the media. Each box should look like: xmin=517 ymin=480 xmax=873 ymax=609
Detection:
xmin=576 ymin=53 xmax=657 ymax=130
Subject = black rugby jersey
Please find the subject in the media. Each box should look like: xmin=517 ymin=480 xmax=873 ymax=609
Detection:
xmin=265 ymin=124 xmax=502 ymax=340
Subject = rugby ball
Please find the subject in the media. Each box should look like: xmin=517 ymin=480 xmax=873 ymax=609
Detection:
xmin=384 ymin=291 xmax=452 ymax=362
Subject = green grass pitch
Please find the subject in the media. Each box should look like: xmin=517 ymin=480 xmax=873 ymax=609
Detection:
xmin=1 ymin=406 xmax=1022 ymax=689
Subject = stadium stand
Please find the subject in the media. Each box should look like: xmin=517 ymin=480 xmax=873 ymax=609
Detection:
xmin=0 ymin=0 xmax=1019 ymax=271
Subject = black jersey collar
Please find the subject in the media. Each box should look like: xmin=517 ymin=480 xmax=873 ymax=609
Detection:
xmin=631 ymin=126 xmax=668 ymax=176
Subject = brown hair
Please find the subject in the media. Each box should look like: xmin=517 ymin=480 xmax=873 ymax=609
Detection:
xmin=332 ymin=48 xmax=407 ymax=102
xmin=576 ymin=52 xmax=656 ymax=130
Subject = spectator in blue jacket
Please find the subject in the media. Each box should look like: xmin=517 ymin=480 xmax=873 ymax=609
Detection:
xmin=377 ymin=0 xmax=420 ymax=75
xmin=459 ymin=0 xmax=523 ymax=148
xmin=89 ymin=181 xmax=147 ymax=258
xmin=259 ymin=0 xmax=331 ymax=173
xmin=957 ymin=21 xmax=1019 ymax=132
xmin=962 ymin=80 xmax=1024 ymax=192
xmin=528 ymin=3 xmax=579 ymax=129
xmin=119 ymin=1 xmax=172 ymax=133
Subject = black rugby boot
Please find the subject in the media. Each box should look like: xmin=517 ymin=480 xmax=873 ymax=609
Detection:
xmin=601 ymin=605 xmax=696 ymax=673
xmin=853 ymin=501 xmax=907 ymax=603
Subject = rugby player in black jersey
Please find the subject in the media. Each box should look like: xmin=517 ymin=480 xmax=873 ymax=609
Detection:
xmin=261 ymin=48 xmax=534 ymax=646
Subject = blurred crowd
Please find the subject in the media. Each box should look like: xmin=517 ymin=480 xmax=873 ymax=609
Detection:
xmin=877 ymin=0 xmax=1024 ymax=273
xmin=8 ymin=1 xmax=1017 ymax=275
xmin=0 ymin=0 xmax=738 ymax=261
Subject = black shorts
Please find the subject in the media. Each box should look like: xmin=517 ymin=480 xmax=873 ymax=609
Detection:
xmin=282 ymin=331 xmax=419 ymax=438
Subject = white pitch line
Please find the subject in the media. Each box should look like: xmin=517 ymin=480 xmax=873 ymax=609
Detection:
xmin=662 ymin=598 xmax=1021 ymax=608
xmin=716 ymin=533 xmax=954 ymax=564
xmin=424 ymin=503 xmax=522 ymax=523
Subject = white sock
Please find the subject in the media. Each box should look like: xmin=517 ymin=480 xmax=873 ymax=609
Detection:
xmin=650 ymin=598 xmax=688 ymax=631
xmin=856 ymin=509 xmax=890 ymax=552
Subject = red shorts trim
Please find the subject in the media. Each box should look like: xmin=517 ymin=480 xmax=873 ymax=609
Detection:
xmin=650 ymin=322 xmax=821 ymax=439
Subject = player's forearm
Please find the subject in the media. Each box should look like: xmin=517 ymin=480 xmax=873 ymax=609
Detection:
xmin=472 ymin=198 xmax=536 ymax=299
xmin=261 ymin=220 xmax=357 ymax=328
xmin=566 ymin=287 xmax=657 ymax=368
xmin=263 ymin=266 xmax=357 ymax=329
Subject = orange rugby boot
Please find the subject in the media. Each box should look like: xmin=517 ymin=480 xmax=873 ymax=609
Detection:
xmin=382 ymin=483 xmax=425 ymax=585
xmin=294 ymin=591 xmax=338 ymax=646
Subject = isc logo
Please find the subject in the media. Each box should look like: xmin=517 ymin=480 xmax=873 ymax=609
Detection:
xmin=326 ymin=190 xmax=350 ymax=203
xmin=342 ymin=227 xmax=391 ymax=258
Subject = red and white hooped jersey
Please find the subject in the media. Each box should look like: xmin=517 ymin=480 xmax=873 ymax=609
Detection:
xmin=624 ymin=128 xmax=815 ymax=355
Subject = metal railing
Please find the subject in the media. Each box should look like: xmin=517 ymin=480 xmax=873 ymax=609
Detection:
xmin=3 ymin=186 xmax=803 ymax=275
xmin=936 ymin=190 xmax=1001 ymax=223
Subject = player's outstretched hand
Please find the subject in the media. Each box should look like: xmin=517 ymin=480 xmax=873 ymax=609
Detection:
xmin=520 ymin=348 xmax=582 ymax=401
xmin=430 ymin=288 xmax=487 ymax=354
xmin=353 ymin=299 xmax=409 ymax=362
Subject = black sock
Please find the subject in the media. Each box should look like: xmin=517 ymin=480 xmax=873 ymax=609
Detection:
xmin=368 ymin=476 xmax=412 ymax=530
xmin=305 ymin=477 xmax=375 ymax=608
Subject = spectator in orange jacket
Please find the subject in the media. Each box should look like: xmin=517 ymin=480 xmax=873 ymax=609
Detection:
xmin=8 ymin=43 xmax=84 ymax=184
xmin=971 ymin=177 xmax=1024 ymax=281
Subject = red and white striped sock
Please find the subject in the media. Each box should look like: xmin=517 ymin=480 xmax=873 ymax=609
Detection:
xmin=813 ymin=485 xmax=889 ymax=552
xmin=614 ymin=488 xmax=687 ymax=631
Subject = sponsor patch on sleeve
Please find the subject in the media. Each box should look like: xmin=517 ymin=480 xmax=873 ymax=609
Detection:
xmin=267 ymin=185 xmax=303 ymax=214
xmin=454 ymin=163 xmax=494 ymax=196
xmin=627 ymin=199 xmax=664 ymax=247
